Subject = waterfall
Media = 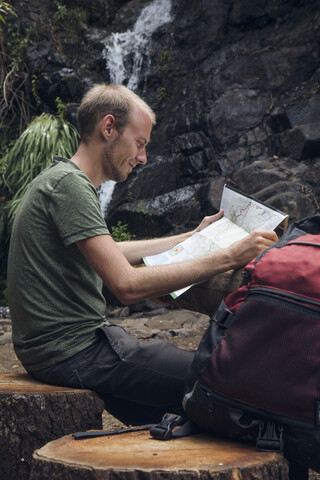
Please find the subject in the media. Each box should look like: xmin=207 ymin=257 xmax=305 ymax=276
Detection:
xmin=99 ymin=180 xmax=116 ymax=218
xmin=103 ymin=0 xmax=172 ymax=91
xmin=99 ymin=0 xmax=172 ymax=217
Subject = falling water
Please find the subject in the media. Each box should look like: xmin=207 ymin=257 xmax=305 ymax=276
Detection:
xmin=99 ymin=180 xmax=116 ymax=218
xmin=99 ymin=0 xmax=172 ymax=216
xmin=103 ymin=0 xmax=172 ymax=91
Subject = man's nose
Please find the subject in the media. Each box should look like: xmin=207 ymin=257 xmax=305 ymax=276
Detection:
xmin=136 ymin=148 xmax=147 ymax=164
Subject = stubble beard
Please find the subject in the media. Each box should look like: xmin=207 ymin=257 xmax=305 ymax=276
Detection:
xmin=103 ymin=137 xmax=128 ymax=183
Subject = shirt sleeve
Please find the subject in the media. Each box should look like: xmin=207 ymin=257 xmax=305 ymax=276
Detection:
xmin=49 ymin=171 xmax=110 ymax=246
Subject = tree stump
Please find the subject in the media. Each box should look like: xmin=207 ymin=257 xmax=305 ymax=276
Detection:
xmin=30 ymin=429 xmax=289 ymax=480
xmin=0 ymin=372 xmax=104 ymax=480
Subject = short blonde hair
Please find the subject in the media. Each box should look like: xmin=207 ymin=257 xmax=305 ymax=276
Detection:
xmin=77 ymin=84 xmax=156 ymax=143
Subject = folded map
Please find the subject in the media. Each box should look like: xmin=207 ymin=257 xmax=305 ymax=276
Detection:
xmin=143 ymin=184 xmax=288 ymax=298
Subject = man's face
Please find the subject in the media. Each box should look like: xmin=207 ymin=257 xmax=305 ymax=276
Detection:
xmin=103 ymin=107 xmax=152 ymax=183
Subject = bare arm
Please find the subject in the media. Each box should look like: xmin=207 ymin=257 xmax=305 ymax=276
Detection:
xmin=77 ymin=228 xmax=278 ymax=305
xmin=118 ymin=211 xmax=224 ymax=264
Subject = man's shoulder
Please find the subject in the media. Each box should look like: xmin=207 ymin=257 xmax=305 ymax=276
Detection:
xmin=44 ymin=156 xmax=82 ymax=180
xmin=35 ymin=156 xmax=91 ymax=192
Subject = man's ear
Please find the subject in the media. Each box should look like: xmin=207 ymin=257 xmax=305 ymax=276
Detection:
xmin=100 ymin=114 xmax=116 ymax=140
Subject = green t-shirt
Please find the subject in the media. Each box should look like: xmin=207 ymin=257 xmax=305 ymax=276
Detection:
xmin=7 ymin=156 xmax=110 ymax=371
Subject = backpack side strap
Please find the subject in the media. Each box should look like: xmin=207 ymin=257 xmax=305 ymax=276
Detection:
xmin=149 ymin=413 xmax=199 ymax=440
xmin=256 ymin=421 xmax=284 ymax=452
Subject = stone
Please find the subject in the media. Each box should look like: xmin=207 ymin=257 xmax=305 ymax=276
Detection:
xmin=277 ymin=123 xmax=320 ymax=160
xmin=232 ymin=160 xmax=287 ymax=195
xmin=197 ymin=176 xmax=226 ymax=215
xmin=229 ymin=0 xmax=278 ymax=28
xmin=268 ymin=95 xmax=320 ymax=133
xmin=108 ymin=184 xmax=203 ymax=238
xmin=5 ymin=0 xmax=320 ymax=248
xmin=209 ymin=86 xmax=272 ymax=146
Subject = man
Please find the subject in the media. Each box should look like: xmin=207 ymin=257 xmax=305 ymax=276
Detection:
xmin=7 ymin=84 xmax=277 ymax=425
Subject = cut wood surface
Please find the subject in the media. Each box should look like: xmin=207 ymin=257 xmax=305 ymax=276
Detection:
xmin=0 ymin=371 xmax=86 ymax=392
xmin=0 ymin=372 xmax=104 ymax=480
xmin=30 ymin=429 xmax=289 ymax=480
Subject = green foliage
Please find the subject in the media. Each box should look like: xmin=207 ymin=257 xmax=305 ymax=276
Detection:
xmin=0 ymin=20 xmax=37 ymax=140
xmin=4 ymin=23 xmax=36 ymax=68
xmin=31 ymin=75 xmax=41 ymax=107
xmin=0 ymin=196 xmax=9 ymax=305
xmin=53 ymin=1 xmax=88 ymax=37
xmin=0 ymin=112 xmax=79 ymax=302
xmin=158 ymin=86 xmax=167 ymax=101
xmin=157 ymin=49 xmax=172 ymax=102
xmin=111 ymin=221 xmax=135 ymax=242
xmin=0 ymin=1 xmax=16 ymax=24
xmin=158 ymin=49 xmax=172 ymax=74
xmin=1 ymin=113 xmax=79 ymax=225
xmin=53 ymin=2 xmax=68 ymax=22
xmin=55 ymin=96 xmax=67 ymax=121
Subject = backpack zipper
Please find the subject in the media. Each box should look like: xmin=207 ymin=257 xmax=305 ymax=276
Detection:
xmin=286 ymin=240 xmax=320 ymax=248
xmin=198 ymin=383 xmax=319 ymax=431
xmin=248 ymin=286 xmax=320 ymax=313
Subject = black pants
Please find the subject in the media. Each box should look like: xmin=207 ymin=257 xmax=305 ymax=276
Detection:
xmin=30 ymin=325 xmax=194 ymax=426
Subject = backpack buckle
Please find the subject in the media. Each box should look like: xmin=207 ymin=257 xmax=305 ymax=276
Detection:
xmin=149 ymin=413 xmax=184 ymax=440
xmin=256 ymin=421 xmax=284 ymax=452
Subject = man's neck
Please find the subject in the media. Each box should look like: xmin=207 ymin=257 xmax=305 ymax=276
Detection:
xmin=70 ymin=143 xmax=107 ymax=188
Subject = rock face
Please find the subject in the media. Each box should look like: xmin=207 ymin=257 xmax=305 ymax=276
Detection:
xmin=10 ymin=0 xmax=320 ymax=237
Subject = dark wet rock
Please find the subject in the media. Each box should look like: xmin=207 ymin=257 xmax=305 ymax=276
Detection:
xmin=276 ymin=123 xmax=320 ymax=161
xmin=7 ymin=0 xmax=320 ymax=235
xmin=26 ymin=41 xmax=68 ymax=74
xmin=231 ymin=158 xmax=319 ymax=223
xmin=132 ymin=307 xmax=169 ymax=317
xmin=209 ymin=86 xmax=272 ymax=147
xmin=197 ymin=177 xmax=226 ymax=215
xmin=108 ymin=183 xmax=203 ymax=237
xmin=129 ymin=299 xmax=167 ymax=313
xmin=267 ymin=95 xmax=320 ymax=134
xmin=232 ymin=160 xmax=288 ymax=195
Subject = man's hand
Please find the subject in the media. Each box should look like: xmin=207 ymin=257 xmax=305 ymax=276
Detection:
xmin=226 ymin=230 xmax=278 ymax=269
xmin=194 ymin=210 xmax=224 ymax=233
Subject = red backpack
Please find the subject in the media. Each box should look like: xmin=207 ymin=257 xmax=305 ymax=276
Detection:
xmin=182 ymin=215 xmax=320 ymax=476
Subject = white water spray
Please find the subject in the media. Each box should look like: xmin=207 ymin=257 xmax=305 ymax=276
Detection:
xmin=103 ymin=0 xmax=172 ymax=91
xmin=99 ymin=0 xmax=172 ymax=216
xmin=99 ymin=180 xmax=116 ymax=218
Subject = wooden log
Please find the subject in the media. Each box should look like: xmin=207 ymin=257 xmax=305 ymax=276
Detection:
xmin=30 ymin=429 xmax=289 ymax=480
xmin=0 ymin=372 xmax=104 ymax=480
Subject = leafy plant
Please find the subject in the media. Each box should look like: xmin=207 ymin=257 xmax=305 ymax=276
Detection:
xmin=0 ymin=14 xmax=36 ymax=141
xmin=1 ymin=113 xmax=79 ymax=225
xmin=111 ymin=221 xmax=135 ymax=242
xmin=158 ymin=49 xmax=172 ymax=74
xmin=0 ymin=1 xmax=16 ymax=24
xmin=0 ymin=112 xmax=79 ymax=303
xmin=53 ymin=0 xmax=88 ymax=37
xmin=31 ymin=74 xmax=41 ymax=107
xmin=158 ymin=86 xmax=167 ymax=101
xmin=53 ymin=2 xmax=68 ymax=22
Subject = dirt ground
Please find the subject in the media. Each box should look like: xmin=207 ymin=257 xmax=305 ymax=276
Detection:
xmin=1 ymin=306 xmax=319 ymax=479
xmin=0 ymin=305 xmax=208 ymax=374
